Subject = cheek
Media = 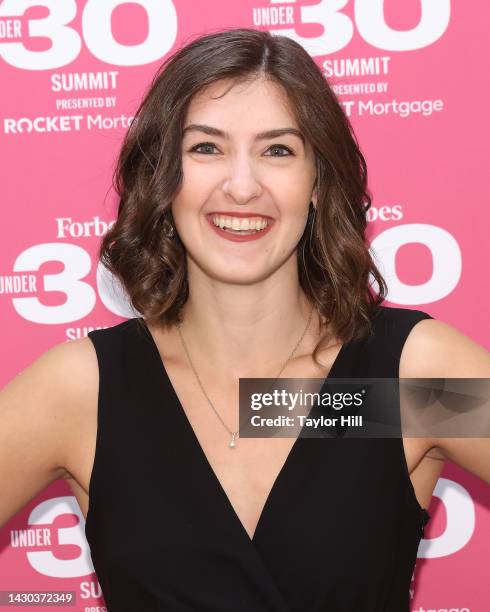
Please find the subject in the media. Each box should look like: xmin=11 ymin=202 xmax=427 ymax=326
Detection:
xmin=279 ymin=192 xmax=311 ymax=227
xmin=182 ymin=157 xmax=218 ymax=186
xmin=290 ymin=204 xmax=311 ymax=246
xmin=174 ymin=163 xmax=217 ymax=214
xmin=173 ymin=178 xmax=204 ymax=215
xmin=274 ymin=208 xmax=310 ymax=254
xmin=275 ymin=175 xmax=312 ymax=208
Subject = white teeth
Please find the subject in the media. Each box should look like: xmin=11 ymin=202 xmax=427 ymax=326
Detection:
xmin=211 ymin=215 xmax=269 ymax=231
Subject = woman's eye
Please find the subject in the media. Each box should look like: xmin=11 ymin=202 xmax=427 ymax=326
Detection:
xmin=266 ymin=144 xmax=294 ymax=157
xmin=188 ymin=143 xmax=294 ymax=156
xmin=189 ymin=142 xmax=218 ymax=154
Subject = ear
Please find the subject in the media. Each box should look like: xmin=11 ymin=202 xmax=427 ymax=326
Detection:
xmin=311 ymin=187 xmax=318 ymax=208
xmin=311 ymin=184 xmax=318 ymax=209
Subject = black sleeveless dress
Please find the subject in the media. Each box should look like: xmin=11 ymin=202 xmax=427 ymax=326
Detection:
xmin=85 ymin=305 xmax=433 ymax=611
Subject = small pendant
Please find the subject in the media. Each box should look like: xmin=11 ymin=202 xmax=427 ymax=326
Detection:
xmin=229 ymin=432 xmax=237 ymax=448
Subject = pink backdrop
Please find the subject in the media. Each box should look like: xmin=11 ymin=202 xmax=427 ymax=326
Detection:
xmin=1 ymin=1 xmax=488 ymax=610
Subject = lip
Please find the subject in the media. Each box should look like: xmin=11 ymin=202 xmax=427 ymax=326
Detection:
xmin=205 ymin=214 xmax=274 ymax=242
xmin=206 ymin=211 xmax=274 ymax=220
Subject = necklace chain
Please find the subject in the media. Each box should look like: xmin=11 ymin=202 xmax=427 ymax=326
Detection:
xmin=176 ymin=305 xmax=314 ymax=448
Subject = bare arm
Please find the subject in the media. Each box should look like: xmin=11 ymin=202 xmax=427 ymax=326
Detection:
xmin=0 ymin=337 xmax=98 ymax=529
xmin=400 ymin=318 xmax=490 ymax=485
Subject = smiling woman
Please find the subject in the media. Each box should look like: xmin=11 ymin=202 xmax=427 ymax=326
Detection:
xmin=1 ymin=26 xmax=489 ymax=612
xmin=100 ymin=28 xmax=387 ymax=356
xmin=83 ymin=26 xmax=490 ymax=612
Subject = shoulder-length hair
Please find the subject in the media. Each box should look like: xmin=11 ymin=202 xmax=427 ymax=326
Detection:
xmin=98 ymin=27 xmax=387 ymax=368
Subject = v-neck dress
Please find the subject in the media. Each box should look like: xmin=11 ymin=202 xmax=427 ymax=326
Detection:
xmin=85 ymin=305 xmax=434 ymax=611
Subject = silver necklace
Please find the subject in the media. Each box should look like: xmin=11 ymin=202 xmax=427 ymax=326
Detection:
xmin=176 ymin=305 xmax=314 ymax=449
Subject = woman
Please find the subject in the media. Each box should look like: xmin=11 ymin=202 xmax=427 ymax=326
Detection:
xmin=1 ymin=28 xmax=489 ymax=611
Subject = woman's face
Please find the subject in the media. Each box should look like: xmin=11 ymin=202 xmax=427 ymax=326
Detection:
xmin=172 ymin=76 xmax=317 ymax=284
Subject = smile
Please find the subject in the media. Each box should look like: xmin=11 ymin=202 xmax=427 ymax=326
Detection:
xmin=205 ymin=213 xmax=274 ymax=242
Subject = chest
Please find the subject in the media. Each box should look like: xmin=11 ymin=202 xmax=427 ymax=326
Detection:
xmin=73 ymin=348 xmax=433 ymax=541
xmin=160 ymin=363 xmax=310 ymax=539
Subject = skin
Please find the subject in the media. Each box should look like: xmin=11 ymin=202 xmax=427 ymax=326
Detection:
xmin=0 ymin=76 xmax=489 ymax=544
xmin=170 ymin=76 xmax=320 ymax=377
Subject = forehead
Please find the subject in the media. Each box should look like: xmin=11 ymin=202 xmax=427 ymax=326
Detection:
xmin=184 ymin=77 xmax=299 ymax=130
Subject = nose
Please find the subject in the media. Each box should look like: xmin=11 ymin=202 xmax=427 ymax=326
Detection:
xmin=221 ymin=156 xmax=264 ymax=205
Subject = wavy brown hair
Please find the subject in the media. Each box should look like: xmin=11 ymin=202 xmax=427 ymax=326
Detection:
xmin=98 ymin=27 xmax=388 ymax=368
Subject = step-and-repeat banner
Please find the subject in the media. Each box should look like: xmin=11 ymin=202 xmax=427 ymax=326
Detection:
xmin=1 ymin=1 xmax=488 ymax=611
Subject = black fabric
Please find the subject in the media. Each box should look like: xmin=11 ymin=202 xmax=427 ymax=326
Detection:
xmin=85 ymin=305 xmax=434 ymax=611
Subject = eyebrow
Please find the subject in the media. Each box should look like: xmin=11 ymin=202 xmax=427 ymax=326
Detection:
xmin=182 ymin=123 xmax=305 ymax=145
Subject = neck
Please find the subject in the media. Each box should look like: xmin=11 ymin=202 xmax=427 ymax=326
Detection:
xmin=175 ymin=268 xmax=324 ymax=379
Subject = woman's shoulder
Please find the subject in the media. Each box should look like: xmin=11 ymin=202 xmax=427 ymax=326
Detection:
xmin=33 ymin=319 xmax=139 ymax=409
xmin=85 ymin=317 xmax=140 ymax=342
xmin=40 ymin=334 xmax=101 ymax=435
xmin=392 ymin=306 xmax=489 ymax=378
xmin=10 ymin=333 xmax=101 ymax=412
xmin=84 ymin=317 xmax=147 ymax=358
xmin=370 ymin=304 xmax=440 ymax=376
xmin=357 ymin=304 xmax=435 ymax=354
xmin=372 ymin=304 xmax=434 ymax=326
